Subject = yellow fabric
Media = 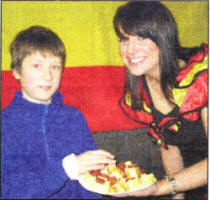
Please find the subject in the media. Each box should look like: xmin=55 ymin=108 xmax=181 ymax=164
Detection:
xmin=179 ymin=56 xmax=208 ymax=87
xmin=143 ymin=102 xmax=152 ymax=113
xmin=125 ymin=91 xmax=152 ymax=113
xmin=2 ymin=1 xmax=208 ymax=71
xmin=172 ymin=56 xmax=208 ymax=107
xmin=125 ymin=91 xmax=132 ymax=107
xmin=172 ymin=88 xmax=187 ymax=108
xmin=171 ymin=123 xmax=179 ymax=132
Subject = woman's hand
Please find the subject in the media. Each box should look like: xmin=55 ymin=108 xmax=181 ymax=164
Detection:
xmin=75 ymin=149 xmax=116 ymax=175
xmin=128 ymin=183 xmax=157 ymax=197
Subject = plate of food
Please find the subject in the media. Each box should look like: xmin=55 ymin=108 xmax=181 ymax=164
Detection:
xmin=79 ymin=161 xmax=156 ymax=195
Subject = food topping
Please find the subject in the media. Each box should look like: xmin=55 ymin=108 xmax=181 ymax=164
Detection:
xmin=81 ymin=161 xmax=156 ymax=194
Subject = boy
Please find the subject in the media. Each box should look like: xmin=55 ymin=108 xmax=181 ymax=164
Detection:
xmin=1 ymin=26 xmax=115 ymax=199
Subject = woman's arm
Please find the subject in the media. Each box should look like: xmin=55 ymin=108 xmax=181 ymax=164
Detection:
xmin=161 ymin=145 xmax=184 ymax=176
xmin=201 ymin=107 xmax=208 ymax=136
xmin=124 ymin=107 xmax=208 ymax=198
xmin=160 ymin=145 xmax=185 ymax=199
xmin=152 ymin=158 xmax=207 ymax=196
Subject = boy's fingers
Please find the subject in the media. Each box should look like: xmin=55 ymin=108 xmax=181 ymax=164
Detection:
xmin=81 ymin=163 xmax=106 ymax=173
xmin=92 ymin=157 xmax=116 ymax=165
xmin=89 ymin=149 xmax=115 ymax=158
xmin=82 ymin=155 xmax=116 ymax=166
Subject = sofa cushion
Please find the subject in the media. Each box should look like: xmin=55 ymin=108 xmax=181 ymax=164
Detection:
xmin=93 ymin=128 xmax=164 ymax=180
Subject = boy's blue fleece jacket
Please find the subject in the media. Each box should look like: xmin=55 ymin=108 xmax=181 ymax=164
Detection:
xmin=1 ymin=91 xmax=101 ymax=199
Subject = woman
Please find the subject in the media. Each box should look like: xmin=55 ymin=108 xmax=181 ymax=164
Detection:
xmin=113 ymin=1 xmax=208 ymax=199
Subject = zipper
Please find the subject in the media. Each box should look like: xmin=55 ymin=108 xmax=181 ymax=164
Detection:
xmin=41 ymin=105 xmax=50 ymax=161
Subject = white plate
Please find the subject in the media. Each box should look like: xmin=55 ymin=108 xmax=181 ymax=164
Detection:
xmin=79 ymin=176 xmax=156 ymax=195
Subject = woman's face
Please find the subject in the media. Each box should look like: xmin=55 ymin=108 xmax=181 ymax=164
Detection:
xmin=119 ymin=33 xmax=160 ymax=77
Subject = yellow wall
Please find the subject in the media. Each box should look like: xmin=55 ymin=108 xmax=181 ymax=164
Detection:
xmin=2 ymin=1 xmax=208 ymax=71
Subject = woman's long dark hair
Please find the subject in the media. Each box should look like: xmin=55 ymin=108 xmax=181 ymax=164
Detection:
xmin=113 ymin=1 xmax=202 ymax=108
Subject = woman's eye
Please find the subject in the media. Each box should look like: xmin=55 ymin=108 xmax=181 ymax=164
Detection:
xmin=119 ymin=38 xmax=127 ymax=43
xmin=137 ymin=36 xmax=144 ymax=41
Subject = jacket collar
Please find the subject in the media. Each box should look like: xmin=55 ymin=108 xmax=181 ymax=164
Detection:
xmin=10 ymin=90 xmax=63 ymax=111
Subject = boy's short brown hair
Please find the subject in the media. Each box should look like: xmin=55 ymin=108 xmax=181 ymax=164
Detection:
xmin=10 ymin=26 xmax=66 ymax=71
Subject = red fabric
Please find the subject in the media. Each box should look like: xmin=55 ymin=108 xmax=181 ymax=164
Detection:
xmin=176 ymin=44 xmax=208 ymax=82
xmin=1 ymin=66 xmax=144 ymax=132
xmin=1 ymin=71 xmax=21 ymax=106
xmin=180 ymin=70 xmax=208 ymax=121
xmin=119 ymin=97 xmax=153 ymax=125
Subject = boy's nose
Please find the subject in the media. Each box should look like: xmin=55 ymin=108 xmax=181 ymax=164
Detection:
xmin=42 ymin=67 xmax=52 ymax=81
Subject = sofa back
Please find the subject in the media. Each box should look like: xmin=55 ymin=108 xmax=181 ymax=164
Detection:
xmin=1 ymin=66 xmax=144 ymax=132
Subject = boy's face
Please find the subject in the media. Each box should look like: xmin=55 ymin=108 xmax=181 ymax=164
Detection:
xmin=13 ymin=51 xmax=63 ymax=104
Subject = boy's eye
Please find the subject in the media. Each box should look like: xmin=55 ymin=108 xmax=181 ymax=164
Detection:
xmin=33 ymin=64 xmax=40 ymax=69
xmin=51 ymin=65 xmax=61 ymax=70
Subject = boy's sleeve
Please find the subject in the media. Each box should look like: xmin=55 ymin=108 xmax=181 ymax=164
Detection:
xmin=69 ymin=109 xmax=98 ymax=154
xmin=49 ymin=107 xmax=98 ymax=182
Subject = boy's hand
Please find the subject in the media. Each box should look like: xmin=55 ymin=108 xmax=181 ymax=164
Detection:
xmin=62 ymin=150 xmax=116 ymax=180
xmin=75 ymin=149 xmax=116 ymax=174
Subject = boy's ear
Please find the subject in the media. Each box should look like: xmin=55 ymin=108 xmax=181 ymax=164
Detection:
xmin=12 ymin=69 xmax=21 ymax=80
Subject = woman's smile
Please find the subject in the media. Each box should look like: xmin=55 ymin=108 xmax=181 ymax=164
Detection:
xmin=119 ymin=35 xmax=160 ymax=77
xmin=127 ymin=56 xmax=146 ymax=67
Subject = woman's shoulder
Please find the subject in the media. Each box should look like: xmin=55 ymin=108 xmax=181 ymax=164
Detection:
xmin=172 ymin=44 xmax=208 ymax=120
xmin=176 ymin=44 xmax=208 ymax=85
